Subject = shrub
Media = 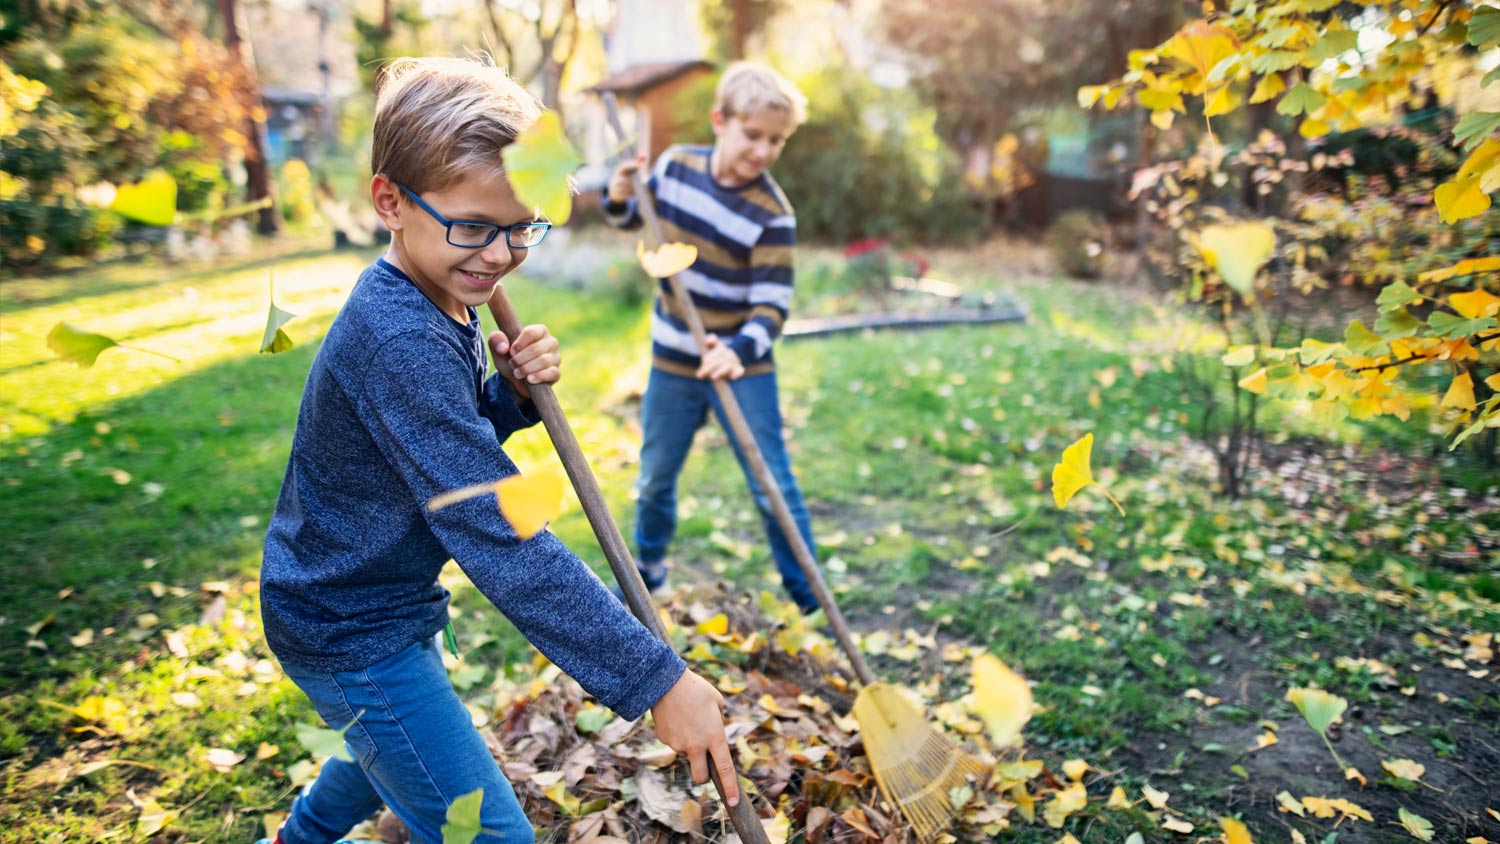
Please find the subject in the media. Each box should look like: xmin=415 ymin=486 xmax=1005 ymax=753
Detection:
xmin=1045 ymin=210 xmax=1108 ymax=279
xmin=278 ymin=159 xmax=318 ymax=225
xmin=666 ymin=69 xmax=985 ymax=245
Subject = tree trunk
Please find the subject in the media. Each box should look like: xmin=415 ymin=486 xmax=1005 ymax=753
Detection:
xmin=219 ymin=0 xmax=280 ymax=236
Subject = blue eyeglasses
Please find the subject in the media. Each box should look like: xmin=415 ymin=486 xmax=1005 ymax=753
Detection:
xmin=394 ymin=182 xmax=551 ymax=248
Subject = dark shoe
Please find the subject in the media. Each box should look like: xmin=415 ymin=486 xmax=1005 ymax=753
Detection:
xmin=610 ymin=561 xmax=671 ymax=605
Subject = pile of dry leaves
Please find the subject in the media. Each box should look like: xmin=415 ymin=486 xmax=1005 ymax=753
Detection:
xmin=373 ymin=586 xmax=1055 ymax=844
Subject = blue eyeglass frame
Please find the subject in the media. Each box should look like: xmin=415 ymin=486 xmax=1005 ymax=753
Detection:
xmin=394 ymin=181 xmax=551 ymax=249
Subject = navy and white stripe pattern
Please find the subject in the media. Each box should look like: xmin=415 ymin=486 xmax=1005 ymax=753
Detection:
xmin=603 ymin=145 xmax=796 ymax=377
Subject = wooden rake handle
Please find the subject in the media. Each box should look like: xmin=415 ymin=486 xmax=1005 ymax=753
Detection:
xmin=602 ymin=93 xmax=877 ymax=687
xmin=485 ymin=285 xmax=768 ymax=844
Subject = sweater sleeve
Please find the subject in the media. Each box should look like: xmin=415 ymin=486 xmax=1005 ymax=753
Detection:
xmin=480 ymin=374 xmax=541 ymax=444
xmin=358 ymin=332 xmax=685 ymax=719
xmin=728 ymin=215 xmax=796 ymax=364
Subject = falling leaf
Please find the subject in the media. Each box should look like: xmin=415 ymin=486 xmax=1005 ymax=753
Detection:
xmin=1383 ymin=759 xmax=1425 ymax=782
xmin=1195 ymin=222 xmax=1275 ymax=295
xmin=110 ymin=171 xmax=177 ymax=226
xmin=1344 ymin=766 xmax=1366 ymax=787
xmin=1142 ymin=784 xmax=1170 ymax=809
xmin=504 ymin=110 xmax=582 ymax=225
xmin=46 ymin=322 xmax=177 ymax=368
xmin=1051 ymin=433 xmax=1125 ymax=515
xmin=70 ymin=629 xmax=94 ymax=648
xmin=969 ymin=653 xmax=1032 ymax=747
xmin=1107 ymin=786 xmax=1129 ymax=808
xmin=496 ymin=471 xmax=565 ymax=539
xmin=1061 ymin=759 xmax=1089 ymax=781
xmin=261 ymin=275 xmax=297 ymax=354
xmin=295 ymin=712 xmax=363 ymax=763
xmin=441 ymin=788 xmax=485 ymax=844
xmin=1221 ymin=817 xmax=1252 ymax=844
xmin=1399 ymin=807 xmax=1435 ymax=842
xmin=637 ymin=240 xmax=698 ymax=278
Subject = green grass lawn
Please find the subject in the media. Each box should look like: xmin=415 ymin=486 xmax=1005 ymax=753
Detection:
xmin=1 ymin=236 xmax=1496 ymax=843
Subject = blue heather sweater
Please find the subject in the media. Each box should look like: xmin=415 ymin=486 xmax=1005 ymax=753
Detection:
xmin=261 ymin=257 xmax=685 ymax=720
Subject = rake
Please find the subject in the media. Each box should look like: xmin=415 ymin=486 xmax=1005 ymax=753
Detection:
xmin=482 ymin=289 xmax=770 ymax=844
xmin=601 ymin=93 xmax=987 ymax=843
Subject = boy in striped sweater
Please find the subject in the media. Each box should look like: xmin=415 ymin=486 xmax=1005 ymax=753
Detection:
xmin=603 ymin=62 xmax=819 ymax=613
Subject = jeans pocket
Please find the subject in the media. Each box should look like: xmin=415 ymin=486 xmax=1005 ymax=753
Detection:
xmin=284 ymin=667 xmax=382 ymax=769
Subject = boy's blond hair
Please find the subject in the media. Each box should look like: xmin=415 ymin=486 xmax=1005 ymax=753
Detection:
xmin=371 ymin=56 xmax=542 ymax=192
xmin=713 ymin=62 xmax=807 ymax=126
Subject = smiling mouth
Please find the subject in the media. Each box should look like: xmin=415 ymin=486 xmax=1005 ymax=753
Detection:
xmin=459 ymin=269 xmax=500 ymax=287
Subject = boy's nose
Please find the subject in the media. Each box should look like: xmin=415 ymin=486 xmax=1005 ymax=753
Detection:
xmin=479 ymin=239 xmax=515 ymax=269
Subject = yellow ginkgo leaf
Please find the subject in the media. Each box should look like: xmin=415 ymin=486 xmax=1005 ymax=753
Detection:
xmin=1196 ymin=222 xmax=1275 ymax=295
xmin=1399 ymin=807 xmax=1434 ymax=842
xmin=504 ymin=110 xmax=582 ymax=225
xmin=1239 ymin=367 xmax=1269 ymax=395
xmin=1051 ymin=433 xmax=1125 ymax=516
xmin=1435 ymin=176 xmax=1491 ymax=225
xmin=110 ymin=170 xmax=178 ymax=227
xmin=694 ymin=613 xmax=729 ymax=636
xmin=1221 ymin=817 xmax=1253 ymax=844
xmin=1383 ymin=758 xmax=1425 ymax=782
xmin=136 ymin=798 xmax=178 ymax=837
xmin=495 ymin=471 xmax=566 ymax=539
xmin=637 ymin=240 xmax=698 ymax=278
xmin=763 ymin=811 xmax=790 ymax=844
xmin=1301 ymin=796 xmax=1372 ymax=822
xmin=1449 ymin=287 xmax=1500 ymax=319
xmin=1042 ymin=781 xmax=1088 ymax=828
xmin=1142 ymin=783 xmax=1170 ymax=809
xmin=1107 ymin=786 xmax=1129 ymax=808
xmin=1419 ymin=257 xmax=1500 ymax=285
xmin=969 ymin=653 xmax=1032 ymax=748
xmin=1442 ymin=371 xmax=1477 ymax=411
xmin=1061 ymin=758 xmax=1089 ymax=781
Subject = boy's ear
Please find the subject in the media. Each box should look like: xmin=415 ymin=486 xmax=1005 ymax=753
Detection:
xmin=709 ymin=108 xmax=727 ymax=136
xmin=370 ymin=174 xmax=405 ymax=231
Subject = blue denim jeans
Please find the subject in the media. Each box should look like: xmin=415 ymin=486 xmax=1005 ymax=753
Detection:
xmin=635 ymin=367 xmax=819 ymax=612
xmin=278 ymin=637 xmax=533 ymax=844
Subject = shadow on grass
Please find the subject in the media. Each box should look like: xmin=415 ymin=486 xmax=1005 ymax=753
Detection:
xmin=0 ymin=335 xmax=318 ymax=694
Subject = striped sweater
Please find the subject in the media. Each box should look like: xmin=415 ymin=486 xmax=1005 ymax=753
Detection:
xmin=603 ymin=144 xmax=796 ymax=377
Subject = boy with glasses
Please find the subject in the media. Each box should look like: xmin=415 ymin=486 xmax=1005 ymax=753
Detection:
xmin=258 ymin=56 xmax=737 ymax=844
xmin=603 ymin=63 xmax=820 ymax=613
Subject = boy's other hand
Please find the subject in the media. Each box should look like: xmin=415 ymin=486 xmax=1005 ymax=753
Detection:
xmin=650 ymin=669 xmax=740 ymax=806
xmin=490 ymin=324 xmax=560 ymax=399
xmin=607 ymin=153 xmax=646 ymax=204
xmin=696 ymin=334 xmax=745 ymax=381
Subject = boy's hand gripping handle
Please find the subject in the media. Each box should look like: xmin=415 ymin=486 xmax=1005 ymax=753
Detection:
xmin=485 ymin=285 xmax=767 ymax=844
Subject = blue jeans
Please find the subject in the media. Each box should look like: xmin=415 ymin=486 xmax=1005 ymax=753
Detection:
xmin=278 ymin=638 xmax=533 ymax=844
xmin=635 ymin=367 xmax=819 ymax=612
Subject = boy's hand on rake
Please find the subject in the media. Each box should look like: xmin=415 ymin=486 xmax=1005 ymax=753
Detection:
xmin=650 ymin=669 xmax=740 ymax=807
xmin=696 ymin=333 xmax=745 ymax=381
xmin=607 ymin=153 xmax=647 ymax=204
xmin=489 ymin=324 xmax=561 ymax=400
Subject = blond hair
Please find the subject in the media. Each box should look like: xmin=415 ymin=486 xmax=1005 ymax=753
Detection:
xmin=371 ymin=56 xmax=542 ymax=192
xmin=713 ymin=62 xmax=807 ymax=126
